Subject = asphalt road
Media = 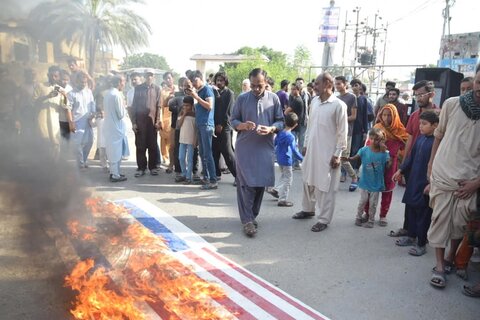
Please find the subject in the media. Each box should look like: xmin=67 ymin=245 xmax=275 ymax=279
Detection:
xmin=85 ymin=158 xmax=479 ymax=320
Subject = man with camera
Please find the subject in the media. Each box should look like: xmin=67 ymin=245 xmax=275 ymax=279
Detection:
xmin=33 ymin=65 xmax=71 ymax=161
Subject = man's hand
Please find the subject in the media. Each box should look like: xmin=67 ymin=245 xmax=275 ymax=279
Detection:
xmin=423 ymin=184 xmax=430 ymax=195
xmin=215 ymin=124 xmax=223 ymax=136
xmin=237 ymin=121 xmax=256 ymax=131
xmin=455 ymin=178 xmax=480 ymax=199
xmin=392 ymin=169 xmax=403 ymax=182
xmin=330 ymin=155 xmax=341 ymax=169
xmin=256 ymin=125 xmax=274 ymax=136
xmin=68 ymin=121 xmax=76 ymax=133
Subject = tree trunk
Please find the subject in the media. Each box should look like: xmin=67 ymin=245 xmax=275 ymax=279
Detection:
xmin=88 ymin=39 xmax=98 ymax=77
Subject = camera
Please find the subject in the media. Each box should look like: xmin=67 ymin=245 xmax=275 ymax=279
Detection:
xmin=54 ymin=85 xmax=61 ymax=91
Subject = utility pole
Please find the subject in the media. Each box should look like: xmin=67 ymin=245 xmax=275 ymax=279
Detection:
xmin=341 ymin=10 xmax=348 ymax=69
xmin=441 ymin=0 xmax=455 ymax=66
xmin=321 ymin=0 xmax=336 ymax=69
xmin=352 ymin=6 xmax=361 ymax=77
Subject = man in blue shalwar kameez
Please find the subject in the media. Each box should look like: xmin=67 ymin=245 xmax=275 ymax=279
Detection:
xmin=230 ymin=68 xmax=284 ymax=237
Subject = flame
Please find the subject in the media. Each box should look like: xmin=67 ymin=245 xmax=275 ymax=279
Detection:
xmin=67 ymin=220 xmax=96 ymax=241
xmin=64 ymin=198 xmax=230 ymax=319
xmin=65 ymin=259 xmax=145 ymax=320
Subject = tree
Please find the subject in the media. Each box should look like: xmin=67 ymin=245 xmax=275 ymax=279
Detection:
xmin=120 ymin=53 xmax=171 ymax=70
xmin=224 ymin=46 xmax=297 ymax=94
xmin=292 ymin=45 xmax=311 ymax=78
xmin=29 ymin=0 xmax=151 ymax=75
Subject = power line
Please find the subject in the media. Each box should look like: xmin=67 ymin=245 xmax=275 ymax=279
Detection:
xmin=389 ymin=0 xmax=442 ymax=25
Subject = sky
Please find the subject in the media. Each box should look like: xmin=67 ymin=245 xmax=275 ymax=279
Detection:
xmin=134 ymin=0 xmax=479 ymax=81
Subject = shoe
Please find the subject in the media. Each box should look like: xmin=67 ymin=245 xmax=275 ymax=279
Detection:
xmin=408 ymin=245 xmax=426 ymax=256
xmin=183 ymin=179 xmax=192 ymax=185
xmin=134 ymin=170 xmax=146 ymax=177
xmin=355 ymin=218 xmax=362 ymax=226
xmin=110 ymin=176 xmax=127 ymax=182
xmin=243 ymin=222 xmax=257 ymax=237
xmin=349 ymin=182 xmax=358 ymax=192
xmin=165 ymin=168 xmax=173 ymax=174
xmin=175 ymin=176 xmax=186 ymax=183
xmin=253 ymin=219 xmax=258 ymax=228
xmin=150 ymin=169 xmax=159 ymax=176
xmin=379 ymin=217 xmax=388 ymax=227
xmin=363 ymin=221 xmax=374 ymax=228
xmin=463 ymin=285 xmax=480 ymax=297
xmin=192 ymin=173 xmax=201 ymax=181
xmin=292 ymin=211 xmax=315 ymax=219
xmin=340 ymin=175 xmax=346 ymax=183
xmin=293 ymin=164 xmax=301 ymax=171
xmin=216 ymin=175 xmax=222 ymax=181
xmin=278 ymin=201 xmax=293 ymax=207
xmin=200 ymin=182 xmax=218 ymax=190
xmin=311 ymin=222 xmax=328 ymax=232
xmin=395 ymin=237 xmax=415 ymax=246
xmin=266 ymin=188 xmax=279 ymax=199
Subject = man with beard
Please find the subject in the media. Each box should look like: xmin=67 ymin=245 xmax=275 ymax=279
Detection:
xmin=231 ymin=68 xmax=284 ymax=237
xmin=212 ymin=71 xmax=236 ymax=181
xmin=67 ymin=71 xmax=96 ymax=169
xmin=130 ymin=71 xmax=162 ymax=177
xmin=33 ymin=65 xmax=69 ymax=160
xmin=160 ymin=71 xmax=177 ymax=172
xmin=427 ymin=65 xmax=480 ymax=289
xmin=386 ymin=88 xmax=408 ymax=126
xmin=104 ymin=75 xmax=128 ymax=182
xmin=292 ymin=73 xmax=347 ymax=233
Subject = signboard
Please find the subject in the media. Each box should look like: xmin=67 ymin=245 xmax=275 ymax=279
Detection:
xmin=438 ymin=32 xmax=480 ymax=76
xmin=318 ymin=7 xmax=340 ymax=43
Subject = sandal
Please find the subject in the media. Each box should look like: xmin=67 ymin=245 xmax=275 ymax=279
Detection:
xmin=311 ymin=222 xmax=328 ymax=232
xmin=363 ymin=221 xmax=374 ymax=228
xmin=379 ymin=217 xmax=388 ymax=227
xmin=408 ymin=245 xmax=426 ymax=256
xmin=444 ymin=260 xmax=454 ymax=274
xmin=430 ymin=269 xmax=446 ymax=288
xmin=395 ymin=237 xmax=415 ymax=246
xmin=388 ymin=228 xmax=408 ymax=237
xmin=463 ymin=284 xmax=480 ymax=298
xmin=349 ymin=182 xmax=358 ymax=192
xmin=292 ymin=211 xmax=315 ymax=219
xmin=456 ymin=269 xmax=468 ymax=281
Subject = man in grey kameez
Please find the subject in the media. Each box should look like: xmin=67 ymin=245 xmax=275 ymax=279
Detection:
xmin=104 ymin=75 xmax=128 ymax=182
xmin=230 ymin=68 xmax=284 ymax=237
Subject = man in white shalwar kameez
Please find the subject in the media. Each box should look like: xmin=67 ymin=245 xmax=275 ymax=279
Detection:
xmin=104 ymin=75 xmax=128 ymax=182
xmin=292 ymin=73 xmax=348 ymax=232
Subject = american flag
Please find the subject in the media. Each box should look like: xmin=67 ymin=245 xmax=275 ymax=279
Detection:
xmin=118 ymin=198 xmax=330 ymax=320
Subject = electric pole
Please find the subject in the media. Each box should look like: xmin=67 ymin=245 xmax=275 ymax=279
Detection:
xmin=353 ymin=6 xmax=361 ymax=77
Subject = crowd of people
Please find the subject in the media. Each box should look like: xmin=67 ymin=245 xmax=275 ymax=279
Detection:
xmin=1 ymin=60 xmax=479 ymax=297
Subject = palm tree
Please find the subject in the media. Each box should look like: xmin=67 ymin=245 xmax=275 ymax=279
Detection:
xmin=29 ymin=0 xmax=151 ymax=75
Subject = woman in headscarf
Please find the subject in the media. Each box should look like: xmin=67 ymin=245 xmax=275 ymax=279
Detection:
xmin=364 ymin=104 xmax=409 ymax=226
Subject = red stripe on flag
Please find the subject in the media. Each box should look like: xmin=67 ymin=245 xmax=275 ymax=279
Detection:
xmin=184 ymin=250 xmax=296 ymax=320
xmin=203 ymin=247 xmax=328 ymax=320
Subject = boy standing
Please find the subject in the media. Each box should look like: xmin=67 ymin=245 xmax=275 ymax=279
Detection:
xmin=267 ymin=113 xmax=304 ymax=207
xmin=392 ymin=111 xmax=439 ymax=255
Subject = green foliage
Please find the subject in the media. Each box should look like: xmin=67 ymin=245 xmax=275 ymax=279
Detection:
xmin=224 ymin=47 xmax=298 ymax=95
xmin=120 ymin=53 xmax=171 ymax=70
xmin=29 ymin=0 xmax=152 ymax=75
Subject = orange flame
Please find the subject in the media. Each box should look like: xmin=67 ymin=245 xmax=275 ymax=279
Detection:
xmin=65 ymin=198 xmax=231 ymax=319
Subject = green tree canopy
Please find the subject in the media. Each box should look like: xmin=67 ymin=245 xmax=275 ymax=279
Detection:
xmin=29 ymin=0 xmax=152 ymax=76
xmin=223 ymin=47 xmax=297 ymax=95
xmin=120 ymin=53 xmax=171 ymax=71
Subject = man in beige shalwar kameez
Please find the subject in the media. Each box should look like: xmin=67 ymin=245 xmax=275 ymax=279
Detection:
xmin=292 ymin=73 xmax=348 ymax=232
xmin=427 ymin=65 xmax=480 ymax=288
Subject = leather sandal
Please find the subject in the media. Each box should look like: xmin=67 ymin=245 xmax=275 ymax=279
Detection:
xmin=292 ymin=211 xmax=315 ymax=219
xmin=311 ymin=222 xmax=328 ymax=232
